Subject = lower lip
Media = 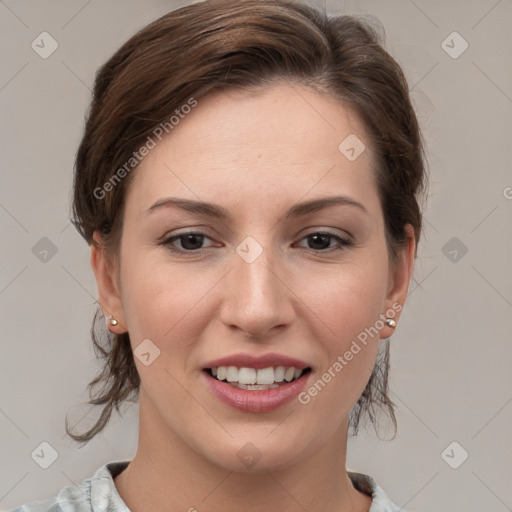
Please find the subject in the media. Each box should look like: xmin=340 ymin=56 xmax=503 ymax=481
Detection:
xmin=203 ymin=371 xmax=310 ymax=413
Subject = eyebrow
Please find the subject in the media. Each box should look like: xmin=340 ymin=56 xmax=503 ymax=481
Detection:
xmin=145 ymin=195 xmax=368 ymax=219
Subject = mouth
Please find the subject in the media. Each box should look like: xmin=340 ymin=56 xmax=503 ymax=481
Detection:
xmin=202 ymin=353 xmax=313 ymax=412
xmin=202 ymin=356 xmax=312 ymax=413
xmin=204 ymin=365 xmax=312 ymax=390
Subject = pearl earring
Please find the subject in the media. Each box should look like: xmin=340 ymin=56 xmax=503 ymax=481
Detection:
xmin=106 ymin=315 xmax=118 ymax=326
xmin=385 ymin=318 xmax=397 ymax=328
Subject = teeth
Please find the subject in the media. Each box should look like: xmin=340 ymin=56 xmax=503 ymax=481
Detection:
xmin=257 ymin=367 xmax=275 ymax=385
xmin=217 ymin=366 xmax=226 ymax=381
xmin=284 ymin=367 xmax=295 ymax=382
xmin=232 ymin=383 xmax=280 ymax=390
xmin=210 ymin=365 xmax=305 ymax=385
xmin=274 ymin=366 xmax=285 ymax=382
xmin=238 ymin=367 xmax=256 ymax=385
xmin=226 ymin=366 xmax=238 ymax=382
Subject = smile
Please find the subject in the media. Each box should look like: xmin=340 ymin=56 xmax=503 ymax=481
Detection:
xmin=203 ymin=362 xmax=312 ymax=412
xmin=207 ymin=366 xmax=310 ymax=390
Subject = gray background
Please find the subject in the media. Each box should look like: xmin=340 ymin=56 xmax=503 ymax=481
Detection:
xmin=1 ymin=0 xmax=511 ymax=510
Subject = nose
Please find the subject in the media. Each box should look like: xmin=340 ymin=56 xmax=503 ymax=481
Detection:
xmin=219 ymin=241 xmax=295 ymax=340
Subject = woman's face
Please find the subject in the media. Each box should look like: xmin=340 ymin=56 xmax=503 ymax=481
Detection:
xmin=93 ymin=83 xmax=414 ymax=472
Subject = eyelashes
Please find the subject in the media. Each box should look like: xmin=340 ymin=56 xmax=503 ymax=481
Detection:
xmin=162 ymin=232 xmax=218 ymax=253
xmin=159 ymin=230 xmax=353 ymax=255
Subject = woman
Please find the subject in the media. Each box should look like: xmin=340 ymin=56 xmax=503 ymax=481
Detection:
xmin=11 ymin=0 xmax=426 ymax=510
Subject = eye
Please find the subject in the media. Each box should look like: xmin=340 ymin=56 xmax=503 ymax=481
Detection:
xmin=161 ymin=232 xmax=217 ymax=252
xmin=296 ymin=231 xmax=352 ymax=252
xmin=160 ymin=230 xmax=352 ymax=254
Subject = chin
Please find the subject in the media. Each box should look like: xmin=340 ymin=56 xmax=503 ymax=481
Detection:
xmin=194 ymin=428 xmax=318 ymax=474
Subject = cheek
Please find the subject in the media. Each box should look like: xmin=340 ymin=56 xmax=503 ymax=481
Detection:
xmin=295 ymin=261 xmax=387 ymax=404
xmin=118 ymin=248 xmax=215 ymax=351
xmin=299 ymin=260 xmax=389 ymax=345
xmin=296 ymin=274 xmax=384 ymax=419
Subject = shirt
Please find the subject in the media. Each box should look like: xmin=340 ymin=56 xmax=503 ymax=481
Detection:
xmin=8 ymin=461 xmax=405 ymax=512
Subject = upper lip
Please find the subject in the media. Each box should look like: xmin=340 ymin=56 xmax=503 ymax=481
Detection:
xmin=203 ymin=352 xmax=311 ymax=371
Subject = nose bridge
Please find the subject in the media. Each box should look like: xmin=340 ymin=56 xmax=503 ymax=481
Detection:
xmin=235 ymin=236 xmax=282 ymax=310
xmin=220 ymin=235 xmax=292 ymax=337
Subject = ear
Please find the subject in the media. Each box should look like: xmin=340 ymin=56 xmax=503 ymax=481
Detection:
xmin=380 ymin=224 xmax=416 ymax=339
xmin=90 ymin=230 xmax=128 ymax=334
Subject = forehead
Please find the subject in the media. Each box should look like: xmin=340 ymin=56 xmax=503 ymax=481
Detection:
xmin=126 ymin=83 xmax=380 ymax=217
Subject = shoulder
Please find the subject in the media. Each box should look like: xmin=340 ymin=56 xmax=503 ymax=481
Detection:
xmin=7 ymin=461 xmax=130 ymax=512
xmin=348 ymin=471 xmax=405 ymax=512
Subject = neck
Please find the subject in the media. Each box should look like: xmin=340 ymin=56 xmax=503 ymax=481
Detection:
xmin=114 ymin=393 xmax=371 ymax=512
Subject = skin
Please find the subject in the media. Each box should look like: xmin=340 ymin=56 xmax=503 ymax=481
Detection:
xmin=91 ymin=83 xmax=415 ymax=512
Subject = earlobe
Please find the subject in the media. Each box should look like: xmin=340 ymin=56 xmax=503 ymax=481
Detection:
xmin=90 ymin=230 xmax=128 ymax=333
xmin=381 ymin=224 xmax=416 ymax=338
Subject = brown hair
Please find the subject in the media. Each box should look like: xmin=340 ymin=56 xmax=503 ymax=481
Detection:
xmin=67 ymin=0 xmax=427 ymax=443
